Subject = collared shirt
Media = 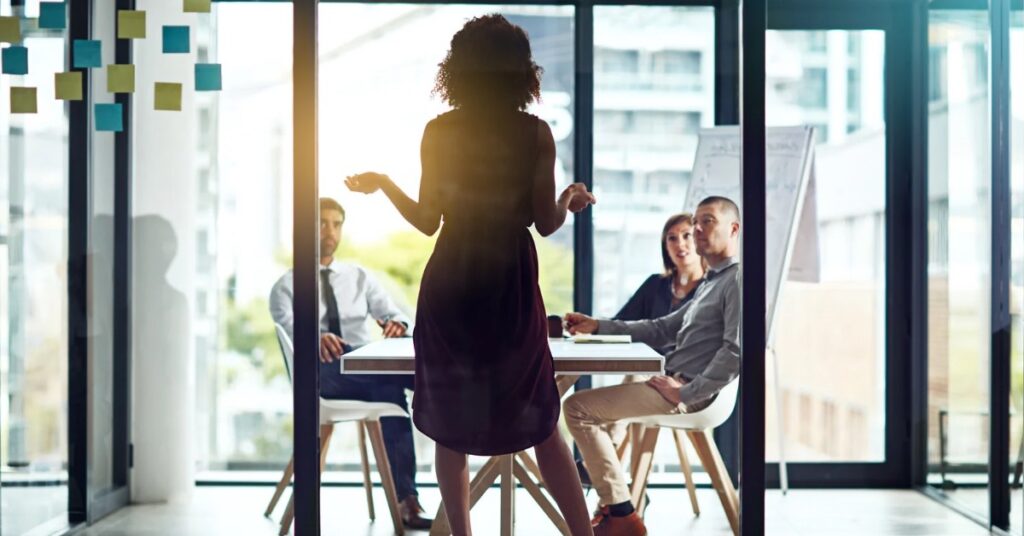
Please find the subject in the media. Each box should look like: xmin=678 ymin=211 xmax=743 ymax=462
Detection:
xmin=269 ymin=259 xmax=412 ymax=348
xmin=598 ymin=257 xmax=741 ymax=410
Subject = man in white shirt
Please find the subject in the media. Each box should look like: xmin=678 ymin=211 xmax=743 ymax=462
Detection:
xmin=269 ymin=197 xmax=431 ymax=529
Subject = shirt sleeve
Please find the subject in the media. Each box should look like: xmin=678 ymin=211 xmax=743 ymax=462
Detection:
xmin=268 ymin=273 xmax=295 ymax=338
xmin=677 ymin=269 xmax=741 ymax=408
xmin=597 ymin=302 xmax=687 ymax=350
xmin=361 ymin=268 xmax=413 ymax=330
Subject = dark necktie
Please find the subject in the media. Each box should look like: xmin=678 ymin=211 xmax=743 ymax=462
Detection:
xmin=320 ymin=268 xmax=343 ymax=338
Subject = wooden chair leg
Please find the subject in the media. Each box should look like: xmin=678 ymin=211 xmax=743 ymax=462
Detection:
xmin=628 ymin=427 xmax=660 ymax=515
xmin=499 ymin=455 xmax=515 ymax=536
xmin=366 ymin=420 xmax=405 ymax=536
xmin=687 ymin=429 xmax=739 ymax=536
xmin=672 ymin=429 xmax=701 ymax=516
xmin=265 ymin=455 xmax=294 ymax=517
xmin=279 ymin=494 xmax=295 ymax=536
xmin=358 ymin=422 xmax=376 ymax=521
xmin=628 ymin=423 xmax=644 ymax=479
xmin=616 ymin=427 xmax=631 ymax=463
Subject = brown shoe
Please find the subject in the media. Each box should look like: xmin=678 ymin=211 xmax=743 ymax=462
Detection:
xmin=399 ymin=495 xmax=433 ymax=530
xmin=592 ymin=511 xmax=647 ymax=536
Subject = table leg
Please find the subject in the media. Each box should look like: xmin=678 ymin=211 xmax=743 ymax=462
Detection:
xmin=500 ymin=455 xmax=515 ymax=536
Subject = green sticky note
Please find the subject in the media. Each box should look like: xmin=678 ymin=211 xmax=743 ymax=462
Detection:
xmin=95 ymin=103 xmax=123 ymax=132
xmin=107 ymin=64 xmax=135 ymax=93
xmin=118 ymin=10 xmax=145 ymax=39
xmin=194 ymin=63 xmax=221 ymax=91
xmin=0 ymin=16 xmax=20 ymax=43
xmin=154 ymin=82 xmax=182 ymax=111
xmin=38 ymin=2 xmax=66 ymax=30
xmin=73 ymin=39 xmax=101 ymax=68
xmin=2 ymin=45 xmax=28 ymax=75
xmin=55 ymin=71 xmax=83 ymax=101
xmin=11 ymin=87 xmax=37 ymax=114
xmin=183 ymin=0 xmax=211 ymax=13
xmin=162 ymin=26 xmax=189 ymax=54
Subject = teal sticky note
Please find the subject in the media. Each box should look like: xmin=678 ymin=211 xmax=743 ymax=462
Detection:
xmin=73 ymin=39 xmax=101 ymax=68
xmin=194 ymin=63 xmax=221 ymax=91
xmin=39 ymin=2 xmax=66 ymax=30
xmin=2 ymin=45 xmax=28 ymax=75
xmin=95 ymin=103 xmax=123 ymax=132
xmin=162 ymin=26 xmax=189 ymax=54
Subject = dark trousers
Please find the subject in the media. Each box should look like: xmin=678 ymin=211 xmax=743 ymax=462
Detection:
xmin=319 ymin=361 xmax=418 ymax=500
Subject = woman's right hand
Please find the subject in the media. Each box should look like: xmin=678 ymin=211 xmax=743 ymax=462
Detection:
xmin=345 ymin=172 xmax=388 ymax=194
xmin=559 ymin=183 xmax=596 ymax=213
xmin=563 ymin=312 xmax=599 ymax=335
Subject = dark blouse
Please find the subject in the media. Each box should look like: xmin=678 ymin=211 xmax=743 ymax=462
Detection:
xmin=614 ymin=273 xmax=698 ymax=355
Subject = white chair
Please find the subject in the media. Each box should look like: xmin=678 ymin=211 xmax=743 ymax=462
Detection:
xmin=620 ymin=379 xmax=740 ymax=536
xmin=264 ymin=324 xmax=408 ymax=536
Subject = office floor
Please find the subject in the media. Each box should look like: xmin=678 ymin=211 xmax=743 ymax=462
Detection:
xmin=75 ymin=485 xmax=992 ymax=536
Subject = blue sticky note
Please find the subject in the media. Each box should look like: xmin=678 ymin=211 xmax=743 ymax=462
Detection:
xmin=39 ymin=2 xmax=66 ymax=30
xmin=2 ymin=45 xmax=28 ymax=75
xmin=73 ymin=39 xmax=101 ymax=68
xmin=162 ymin=26 xmax=189 ymax=54
xmin=194 ymin=63 xmax=221 ymax=91
xmin=95 ymin=103 xmax=123 ymax=132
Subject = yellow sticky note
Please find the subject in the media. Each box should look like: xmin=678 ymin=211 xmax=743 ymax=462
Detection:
xmin=183 ymin=0 xmax=211 ymax=13
xmin=107 ymin=64 xmax=135 ymax=93
xmin=0 ymin=16 xmax=20 ymax=43
xmin=11 ymin=87 xmax=37 ymax=113
xmin=154 ymin=82 xmax=182 ymax=111
xmin=55 ymin=71 xmax=83 ymax=101
xmin=117 ymin=10 xmax=146 ymax=39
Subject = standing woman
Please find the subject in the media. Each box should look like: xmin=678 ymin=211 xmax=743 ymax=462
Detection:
xmin=345 ymin=14 xmax=595 ymax=536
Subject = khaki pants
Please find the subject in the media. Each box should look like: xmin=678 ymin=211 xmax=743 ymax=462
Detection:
xmin=564 ymin=378 xmax=681 ymax=506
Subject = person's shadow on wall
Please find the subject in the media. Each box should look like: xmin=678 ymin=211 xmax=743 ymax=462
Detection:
xmin=132 ymin=214 xmax=192 ymax=502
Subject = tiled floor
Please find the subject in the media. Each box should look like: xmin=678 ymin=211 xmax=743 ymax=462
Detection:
xmin=76 ymin=485 xmax=992 ymax=536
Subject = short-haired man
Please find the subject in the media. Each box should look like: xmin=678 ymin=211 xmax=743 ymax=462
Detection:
xmin=269 ymin=197 xmax=431 ymax=529
xmin=562 ymin=196 xmax=742 ymax=536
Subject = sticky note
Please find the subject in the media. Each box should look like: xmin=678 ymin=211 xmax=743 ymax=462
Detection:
xmin=0 ymin=16 xmax=20 ymax=43
xmin=95 ymin=103 xmax=123 ymax=132
xmin=154 ymin=82 xmax=182 ymax=111
xmin=183 ymin=0 xmax=211 ymax=13
xmin=107 ymin=64 xmax=135 ymax=93
xmin=162 ymin=26 xmax=189 ymax=54
xmin=11 ymin=87 xmax=37 ymax=114
xmin=117 ymin=10 xmax=145 ymax=39
xmin=194 ymin=63 xmax=221 ymax=91
xmin=2 ymin=45 xmax=28 ymax=75
xmin=73 ymin=39 xmax=101 ymax=68
xmin=55 ymin=71 xmax=82 ymax=101
xmin=39 ymin=2 xmax=66 ymax=30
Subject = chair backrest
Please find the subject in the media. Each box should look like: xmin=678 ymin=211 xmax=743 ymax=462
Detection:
xmin=696 ymin=378 xmax=739 ymax=430
xmin=274 ymin=323 xmax=295 ymax=386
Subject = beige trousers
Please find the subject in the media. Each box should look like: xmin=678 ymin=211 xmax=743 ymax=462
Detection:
xmin=564 ymin=378 xmax=681 ymax=506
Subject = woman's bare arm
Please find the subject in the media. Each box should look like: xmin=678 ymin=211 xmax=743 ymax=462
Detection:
xmin=532 ymin=120 xmax=594 ymax=237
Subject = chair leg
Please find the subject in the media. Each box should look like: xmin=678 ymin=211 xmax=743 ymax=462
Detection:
xmin=499 ymin=454 xmax=515 ymax=536
xmin=358 ymin=422 xmax=376 ymax=521
xmin=628 ymin=423 xmax=644 ymax=480
xmin=616 ymin=427 xmax=631 ymax=464
xmin=687 ymin=429 xmax=739 ymax=536
xmin=628 ymin=427 xmax=660 ymax=515
xmin=265 ymin=455 xmax=294 ymax=517
xmin=672 ymin=429 xmax=701 ymax=516
xmin=366 ymin=419 xmax=405 ymax=536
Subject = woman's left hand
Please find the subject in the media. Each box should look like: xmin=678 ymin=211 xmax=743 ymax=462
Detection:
xmin=345 ymin=172 xmax=388 ymax=194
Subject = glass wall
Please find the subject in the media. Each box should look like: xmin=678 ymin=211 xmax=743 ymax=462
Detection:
xmin=927 ymin=8 xmax=993 ymax=518
xmin=0 ymin=2 xmax=70 ymax=533
xmin=764 ymin=29 xmax=887 ymax=463
xmin=1010 ymin=7 xmax=1023 ymax=534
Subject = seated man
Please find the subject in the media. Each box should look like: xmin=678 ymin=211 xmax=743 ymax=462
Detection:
xmin=563 ymin=196 xmax=741 ymax=536
xmin=269 ymin=197 xmax=431 ymax=529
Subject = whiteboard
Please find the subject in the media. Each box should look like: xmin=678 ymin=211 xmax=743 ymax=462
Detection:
xmin=683 ymin=125 xmax=819 ymax=336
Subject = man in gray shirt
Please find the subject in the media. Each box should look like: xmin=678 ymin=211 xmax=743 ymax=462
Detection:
xmin=562 ymin=196 xmax=741 ymax=536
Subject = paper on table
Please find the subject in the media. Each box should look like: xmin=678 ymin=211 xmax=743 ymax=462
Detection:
xmin=118 ymin=10 xmax=146 ymax=39
xmin=571 ymin=334 xmax=632 ymax=344
xmin=55 ymin=71 xmax=82 ymax=101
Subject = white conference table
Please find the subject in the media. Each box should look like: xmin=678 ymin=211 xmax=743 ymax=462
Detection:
xmin=342 ymin=337 xmax=664 ymax=536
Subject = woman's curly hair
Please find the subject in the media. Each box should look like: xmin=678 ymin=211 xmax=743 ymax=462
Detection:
xmin=433 ymin=14 xmax=543 ymax=111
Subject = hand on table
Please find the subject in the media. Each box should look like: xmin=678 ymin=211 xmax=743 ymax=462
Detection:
xmin=646 ymin=375 xmax=685 ymax=406
xmin=378 ymin=319 xmax=407 ymax=338
xmin=563 ymin=312 xmax=599 ymax=335
xmin=319 ymin=333 xmax=349 ymax=363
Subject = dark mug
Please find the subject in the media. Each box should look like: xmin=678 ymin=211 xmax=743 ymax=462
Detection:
xmin=547 ymin=315 xmax=563 ymax=338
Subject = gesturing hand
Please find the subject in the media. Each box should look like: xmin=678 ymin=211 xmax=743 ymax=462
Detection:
xmin=646 ymin=375 xmax=685 ymax=406
xmin=345 ymin=172 xmax=388 ymax=194
xmin=560 ymin=183 xmax=596 ymax=213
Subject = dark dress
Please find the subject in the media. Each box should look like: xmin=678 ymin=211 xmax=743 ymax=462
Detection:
xmin=614 ymin=273 xmax=697 ymax=355
xmin=411 ymin=109 xmax=560 ymax=456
